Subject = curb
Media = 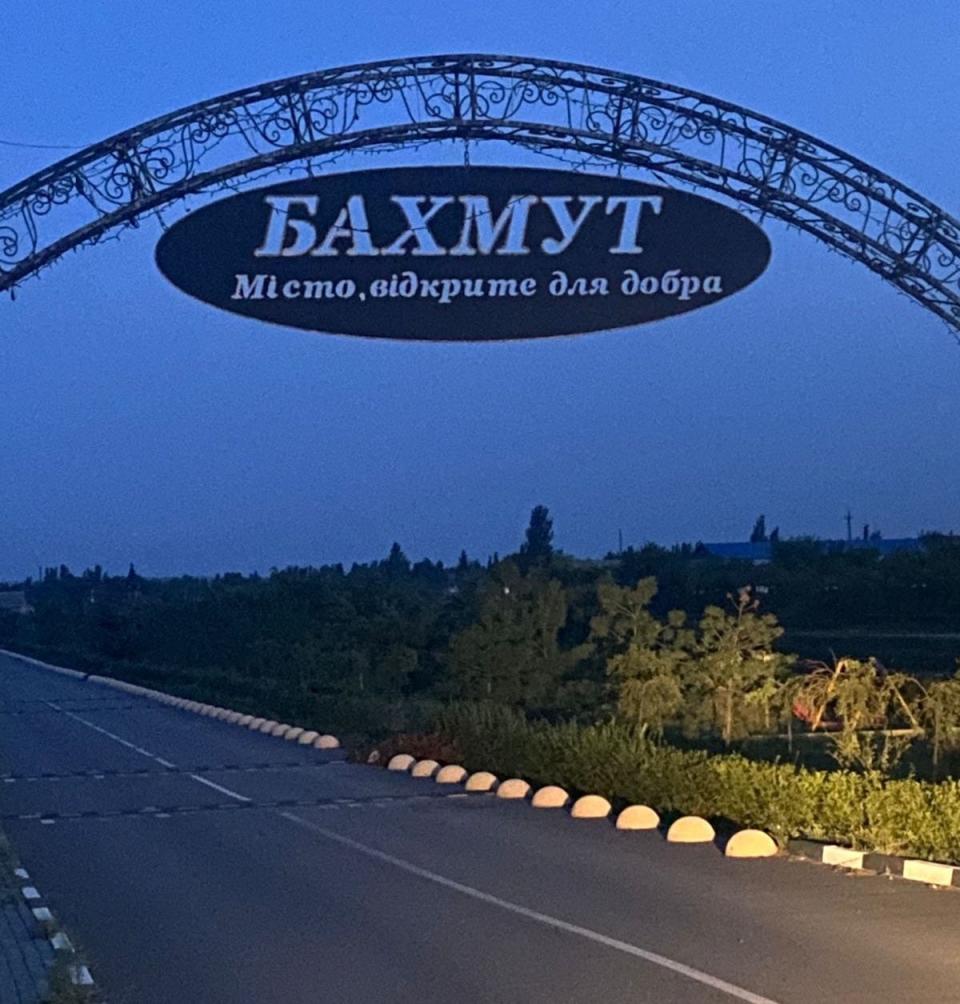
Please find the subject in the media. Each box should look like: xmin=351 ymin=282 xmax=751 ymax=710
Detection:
xmin=12 ymin=864 xmax=95 ymax=992
xmin=376 ymin=750 xmax=960 ymax=883
xmin=786 ymin=838 xmax=960 ymax=889
xmin=0 ymin=648 xmax=341 ymax=754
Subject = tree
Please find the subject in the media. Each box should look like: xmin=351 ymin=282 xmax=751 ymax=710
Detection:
xmin=381 ymin=542 xmax=410 ymax=577
xmin=921 ymin=673 xmax=960 ymax=775
xmin=447 ymin=561 xmax=570 ymax=705
xmin=518 ymin=505 xmax=554 ymax=570
xmin=788 ymin=657 xmax=922 ymax=773
xmin=590 ymin=577 xmax=693 ymax=736
xmin=750 ymin=515 xmax=767 ymax=543
xmin=687 ymin=588 xmax=789 ymax=745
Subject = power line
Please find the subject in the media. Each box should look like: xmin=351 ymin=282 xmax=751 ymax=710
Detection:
xmin=0 ymin=138 xmax=81 ymax=151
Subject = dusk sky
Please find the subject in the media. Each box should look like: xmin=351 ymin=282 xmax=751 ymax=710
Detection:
xmin=1 ymin=1 xmax=959 ymax=580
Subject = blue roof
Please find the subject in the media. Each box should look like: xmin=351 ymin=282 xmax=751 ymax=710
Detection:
xmin=701 ymin=538 xmax=921 ymax=560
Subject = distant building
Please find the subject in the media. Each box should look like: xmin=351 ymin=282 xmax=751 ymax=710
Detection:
xmin=0 ymin=591 xmax=32 ymax=615
xmin=700 ymin=538 xmax=922 ymax=563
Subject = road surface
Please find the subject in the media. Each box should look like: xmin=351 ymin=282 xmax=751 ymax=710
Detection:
xmin=0 ymin=652 xmax=958 ymax=1003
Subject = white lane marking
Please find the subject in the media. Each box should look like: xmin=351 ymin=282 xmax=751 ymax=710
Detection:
xmin=188 ymin=775 xmax=251 ymax=803
xmin=42 ymin=699 xmax=263 ymax=807
xmin=51 ymin=932 xmax=73 ymax=951
xmin=279 ymin=812 xmax=781 ymax=1004
xmin=44 ymin=701 xmax=179 ymax=772
xmin=32 ymin=907 xmax=53 ymax=922
xmin=21 ymin=886 xmax=40 ymax=900
xmin=14 ymin=867 xmax=29 ymax=879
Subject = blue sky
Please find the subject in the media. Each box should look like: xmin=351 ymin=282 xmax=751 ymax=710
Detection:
xmin=1 ymin=1 xmax=959 ymax=578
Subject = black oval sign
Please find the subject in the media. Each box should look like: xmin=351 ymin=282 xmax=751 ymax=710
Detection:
xmin=155 ymin=166 xmax=770 ymax=341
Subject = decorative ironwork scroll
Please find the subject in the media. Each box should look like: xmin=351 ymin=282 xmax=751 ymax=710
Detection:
xmin=1 ymin=54 xmax=958 ymax=331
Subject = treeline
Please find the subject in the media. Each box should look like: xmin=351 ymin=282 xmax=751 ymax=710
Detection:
xmin=1 ymin=508 xmax=960 ymax=747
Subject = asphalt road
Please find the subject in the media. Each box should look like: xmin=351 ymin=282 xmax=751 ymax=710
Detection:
xmin=1 ymin=652 xmax=958 ymax=1004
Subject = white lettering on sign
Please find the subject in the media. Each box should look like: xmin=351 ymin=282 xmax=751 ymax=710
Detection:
xmin=448 ymin=196 xmax=538 ymax=256
xmin=230 ymin=268 xmax=726 ymax=306
xmin=251 ymin=193 xmax=666 ymax=259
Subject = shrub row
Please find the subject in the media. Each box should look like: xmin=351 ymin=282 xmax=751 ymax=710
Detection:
xmin=432 ymin=703 xmax=960 ymax=864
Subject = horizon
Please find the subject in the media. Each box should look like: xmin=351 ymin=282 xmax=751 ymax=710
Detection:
xmin=2 ymin=2 xmax=958 ymax=581
xmin=2 ymin=514 xmax=951 ymax=584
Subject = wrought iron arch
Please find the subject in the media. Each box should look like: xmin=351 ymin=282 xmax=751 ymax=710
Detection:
xmin=2 ymin=53 xmax=958 ymax=332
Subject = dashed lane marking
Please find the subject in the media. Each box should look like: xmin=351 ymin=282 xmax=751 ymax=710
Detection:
xmin=1 ymin=791 xmax=485 ymax=823
xmin=0 ymin=703 xmax=149 ymax=716
xmin=0 ymin=760 xmax=345 ymax=783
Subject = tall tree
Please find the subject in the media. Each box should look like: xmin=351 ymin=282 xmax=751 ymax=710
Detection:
xmin=381 ymin=542 xmax=411 ymax=577
xmin=519 ymin=505 xmax=554 ymax=570
xmin=687 ymin=588 xmax=788 ymax=744
xmin=447 ymin=561 xmax=569 ymax=705
xmin=590 ymin=577 xmax=693 ymax=735
xmin=750 ymin=515 xmax=768 ymax=543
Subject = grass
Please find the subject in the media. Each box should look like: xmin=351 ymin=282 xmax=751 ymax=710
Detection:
xmin=45 ymin=954 xmax=97 ymax=1004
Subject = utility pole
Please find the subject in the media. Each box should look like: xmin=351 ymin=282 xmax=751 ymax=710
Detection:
xmin=845 ymin=509 xmax=853 ymax=544
xmin=618 ymin=528 xmax=623 ymax=555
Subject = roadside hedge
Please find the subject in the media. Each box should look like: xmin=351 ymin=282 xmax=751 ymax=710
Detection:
xmin=433 ymin=703 xmax=960 ymax=864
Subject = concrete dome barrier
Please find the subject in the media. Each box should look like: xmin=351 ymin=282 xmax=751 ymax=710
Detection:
xmin=725 ymin=829 xmax=779 ymax=859
xmin=258 ymin=720 xmax=278 ymax=733
xmin=435 ymin=764 xmax=467 ymax=784
xmin=465 ymin=771 xmax=498 ymax=792
xmin=314 ymin=735 xmax=340 ymax=750
xmin=271 ymin=723 xmax=292 ymax=737
xmin=236 ymin=714 xmax=254 ymax=726
xmin=225 ymin=711 xmax=243 ymax=724
xmin=571 ymin=795 xmax=612 ymax=819
xmin=532 ymin=785 xmax=570 ymax=808
xmin=283 ymin=727 xmax=304 ymax=741
xmin=297 ymin=730 xmax=319 ymax=745
xmin=616 ymin=805 xmax=660 ymax=830
xmin=411 ymin=759 xmax=440 ymax=778
xmin=387 ymin=754 xmax=415 ymax=772
xmin=247 ymin=717 xmax=265 ymax=729
xmin=496 ymin=779 xmax=531 ymax=800
xmin=666 ymin=816 xmax=716 ymax=843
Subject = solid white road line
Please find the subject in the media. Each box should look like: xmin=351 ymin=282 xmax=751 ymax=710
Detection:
xmin=45 ymin=703 xmax=173 ymax=766
xmin=38 ymin=687 xmax=776 ymax=1002
xmin=42 ymin=699 xmax=263 ymax=806
xmin=278 ymin=812 xmax=782 ymax=1004
xmin=188 ymin=775 xmax=252 ymax=802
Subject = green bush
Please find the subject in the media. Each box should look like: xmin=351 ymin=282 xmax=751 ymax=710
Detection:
xmin=432 ymin=702 xmax=960 ymax=863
